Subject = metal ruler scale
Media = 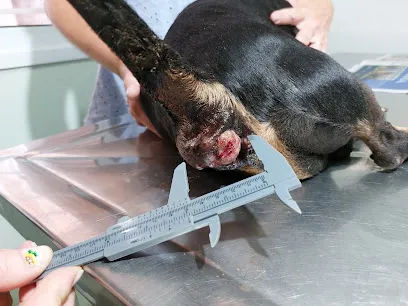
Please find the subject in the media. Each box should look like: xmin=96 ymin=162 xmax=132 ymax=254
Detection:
xmin=36 ymin=135 xmax=302 ymax=281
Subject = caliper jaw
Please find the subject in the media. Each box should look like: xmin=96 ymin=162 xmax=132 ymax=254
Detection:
xmin=248 ymin=135 xmax=302 ymax=214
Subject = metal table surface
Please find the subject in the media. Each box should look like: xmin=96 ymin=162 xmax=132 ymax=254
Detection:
xmin=1 ymin=53 xmax=408 ymax=306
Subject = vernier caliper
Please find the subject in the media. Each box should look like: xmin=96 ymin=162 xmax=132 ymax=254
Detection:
xmin=36 ymin=135 xmax=302 ymax=281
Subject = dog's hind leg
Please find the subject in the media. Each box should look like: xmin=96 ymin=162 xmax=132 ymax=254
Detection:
xmin=354 ymin=86 xmax=408 ymax=170
xmin=292 ymin=152 xmax=329 ymax=179
xmin=328 ymin=139 xmax=354 ymax=161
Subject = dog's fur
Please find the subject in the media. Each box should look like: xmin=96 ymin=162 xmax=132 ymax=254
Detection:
xmin=67 ymin=0 xmax=408 ymax=179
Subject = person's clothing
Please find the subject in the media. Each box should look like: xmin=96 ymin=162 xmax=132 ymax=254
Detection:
xmin=84 ymin=0 xmax=196 ymax=125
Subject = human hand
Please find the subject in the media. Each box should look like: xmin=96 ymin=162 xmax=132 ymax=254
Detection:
xmin=270 ymin=0 xmax=334 ymax=52
xmin=0 ymin=241 xmax=83 ymax=306
xmin=118 ymin=63 xmax=162 ymax=139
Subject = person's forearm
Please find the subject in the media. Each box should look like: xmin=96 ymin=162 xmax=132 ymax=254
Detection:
xmin=44 ymin=0 xmax=125 ymax=77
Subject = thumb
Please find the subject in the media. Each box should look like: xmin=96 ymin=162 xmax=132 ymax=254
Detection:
xmin=0 ymin=245 xmax=53 ymax=292
xmin=126 ymin=83 xmax=141 ymax=100
xmin=123 ymin=70 xmax=141 ymax=102
xmin=270 ymin=7 xmax=305 ymax=25
xmin=22 ymin=267 xmax=83 ymax=306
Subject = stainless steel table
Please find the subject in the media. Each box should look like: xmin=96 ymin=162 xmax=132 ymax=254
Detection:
xmin=1 ymin=53 xmax=407 ymax=306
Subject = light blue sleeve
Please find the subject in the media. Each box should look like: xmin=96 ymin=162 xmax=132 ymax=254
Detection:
xmin=84 ymin=0 xmax=196 ymax=125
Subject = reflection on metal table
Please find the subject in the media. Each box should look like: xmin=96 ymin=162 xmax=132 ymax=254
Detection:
xmin=1 ymin=53 xmax=408 ymax=305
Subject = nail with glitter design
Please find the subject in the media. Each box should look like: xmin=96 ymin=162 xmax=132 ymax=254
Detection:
xmin=25 ymin=249 xmax=38 ymax=265
xmin=22 ymin=246 xmax=53 ymax=267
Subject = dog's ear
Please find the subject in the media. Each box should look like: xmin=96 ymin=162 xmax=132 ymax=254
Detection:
xmin=67 ymin=0 xmax=187 ymax=90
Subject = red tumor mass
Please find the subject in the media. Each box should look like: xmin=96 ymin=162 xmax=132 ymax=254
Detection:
xmin=219 ymin=141 xmax=235 ymax=158
xmin=217 ymin=130 xmax=241 ymax=165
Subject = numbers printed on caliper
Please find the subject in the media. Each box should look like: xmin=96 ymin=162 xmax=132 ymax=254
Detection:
xmin=106 ymin=173 xmax=271 ymax=246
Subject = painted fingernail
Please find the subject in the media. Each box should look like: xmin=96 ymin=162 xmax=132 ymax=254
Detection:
xmin=73 ymin=269 xmax=84 ymax=286
xmin=22 ymin=246 xmax=53 ymax=267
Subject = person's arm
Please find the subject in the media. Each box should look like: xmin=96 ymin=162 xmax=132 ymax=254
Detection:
xmin=44 ymin=0 xmax=126 ymax=77
xmin=44 ymin=0 xmax=160 ymax=137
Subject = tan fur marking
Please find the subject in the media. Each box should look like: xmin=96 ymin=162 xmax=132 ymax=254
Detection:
xmin=357 ymin=120 xmax=408 ymax=137
xmin=250 ymin=123 xmax=312 ymax=180
xmin=159 ymin=70 xmax=248 ymax=114
xmin=355 ymin=119 xmax=374 ymax=140
xmin=240 ymin=166 xmax=263 ymax=175
xmin=355 ymin=119 xmax=391 ymax=157
xmin=395 ymin=126 xmax=408 ymax=133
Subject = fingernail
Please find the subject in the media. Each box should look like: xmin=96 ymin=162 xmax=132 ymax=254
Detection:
xmin=73 ymin=269 xmax=84 ymax=286
xmin=270 ymin=13 xmax=279 ymax=22
xmin=28 ymin=241 xmax=37 ymax=247
xmin=22 ymin=246 xmax=53 ymax=267
xmin=126 ymin=85 xmax=137 ymax=96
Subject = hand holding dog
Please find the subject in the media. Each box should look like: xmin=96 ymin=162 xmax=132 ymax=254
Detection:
xmin=119 ymin=64 xmax=161 ymax=138
xmin=271 ymin=0 xmax=334 ymax=52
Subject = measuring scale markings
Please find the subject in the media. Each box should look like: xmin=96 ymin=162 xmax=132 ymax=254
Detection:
xmin=36 ymin=135 xmax=302 ymax=281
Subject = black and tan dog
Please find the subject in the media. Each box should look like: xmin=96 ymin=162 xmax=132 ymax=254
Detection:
xmin=66 ymin=0 xmax=408 ymax=180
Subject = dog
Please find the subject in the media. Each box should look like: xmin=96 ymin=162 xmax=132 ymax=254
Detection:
xmin=66 ymin=0 xmax=408 ymax=180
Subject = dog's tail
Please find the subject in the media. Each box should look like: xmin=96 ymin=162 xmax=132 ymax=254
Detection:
xmin=67 ymin=0 xmax=185 ymax=85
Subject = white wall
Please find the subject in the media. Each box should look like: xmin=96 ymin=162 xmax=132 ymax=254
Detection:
xmin=328 ymin=0 xmax=408 ymax=54
xmin=0 ymin=60 xmax=98 ymax=150
xmin=0 ymin=25 xmax=98 ymax=150
xmin=0 ymin=25 xmax=87 ymax=70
